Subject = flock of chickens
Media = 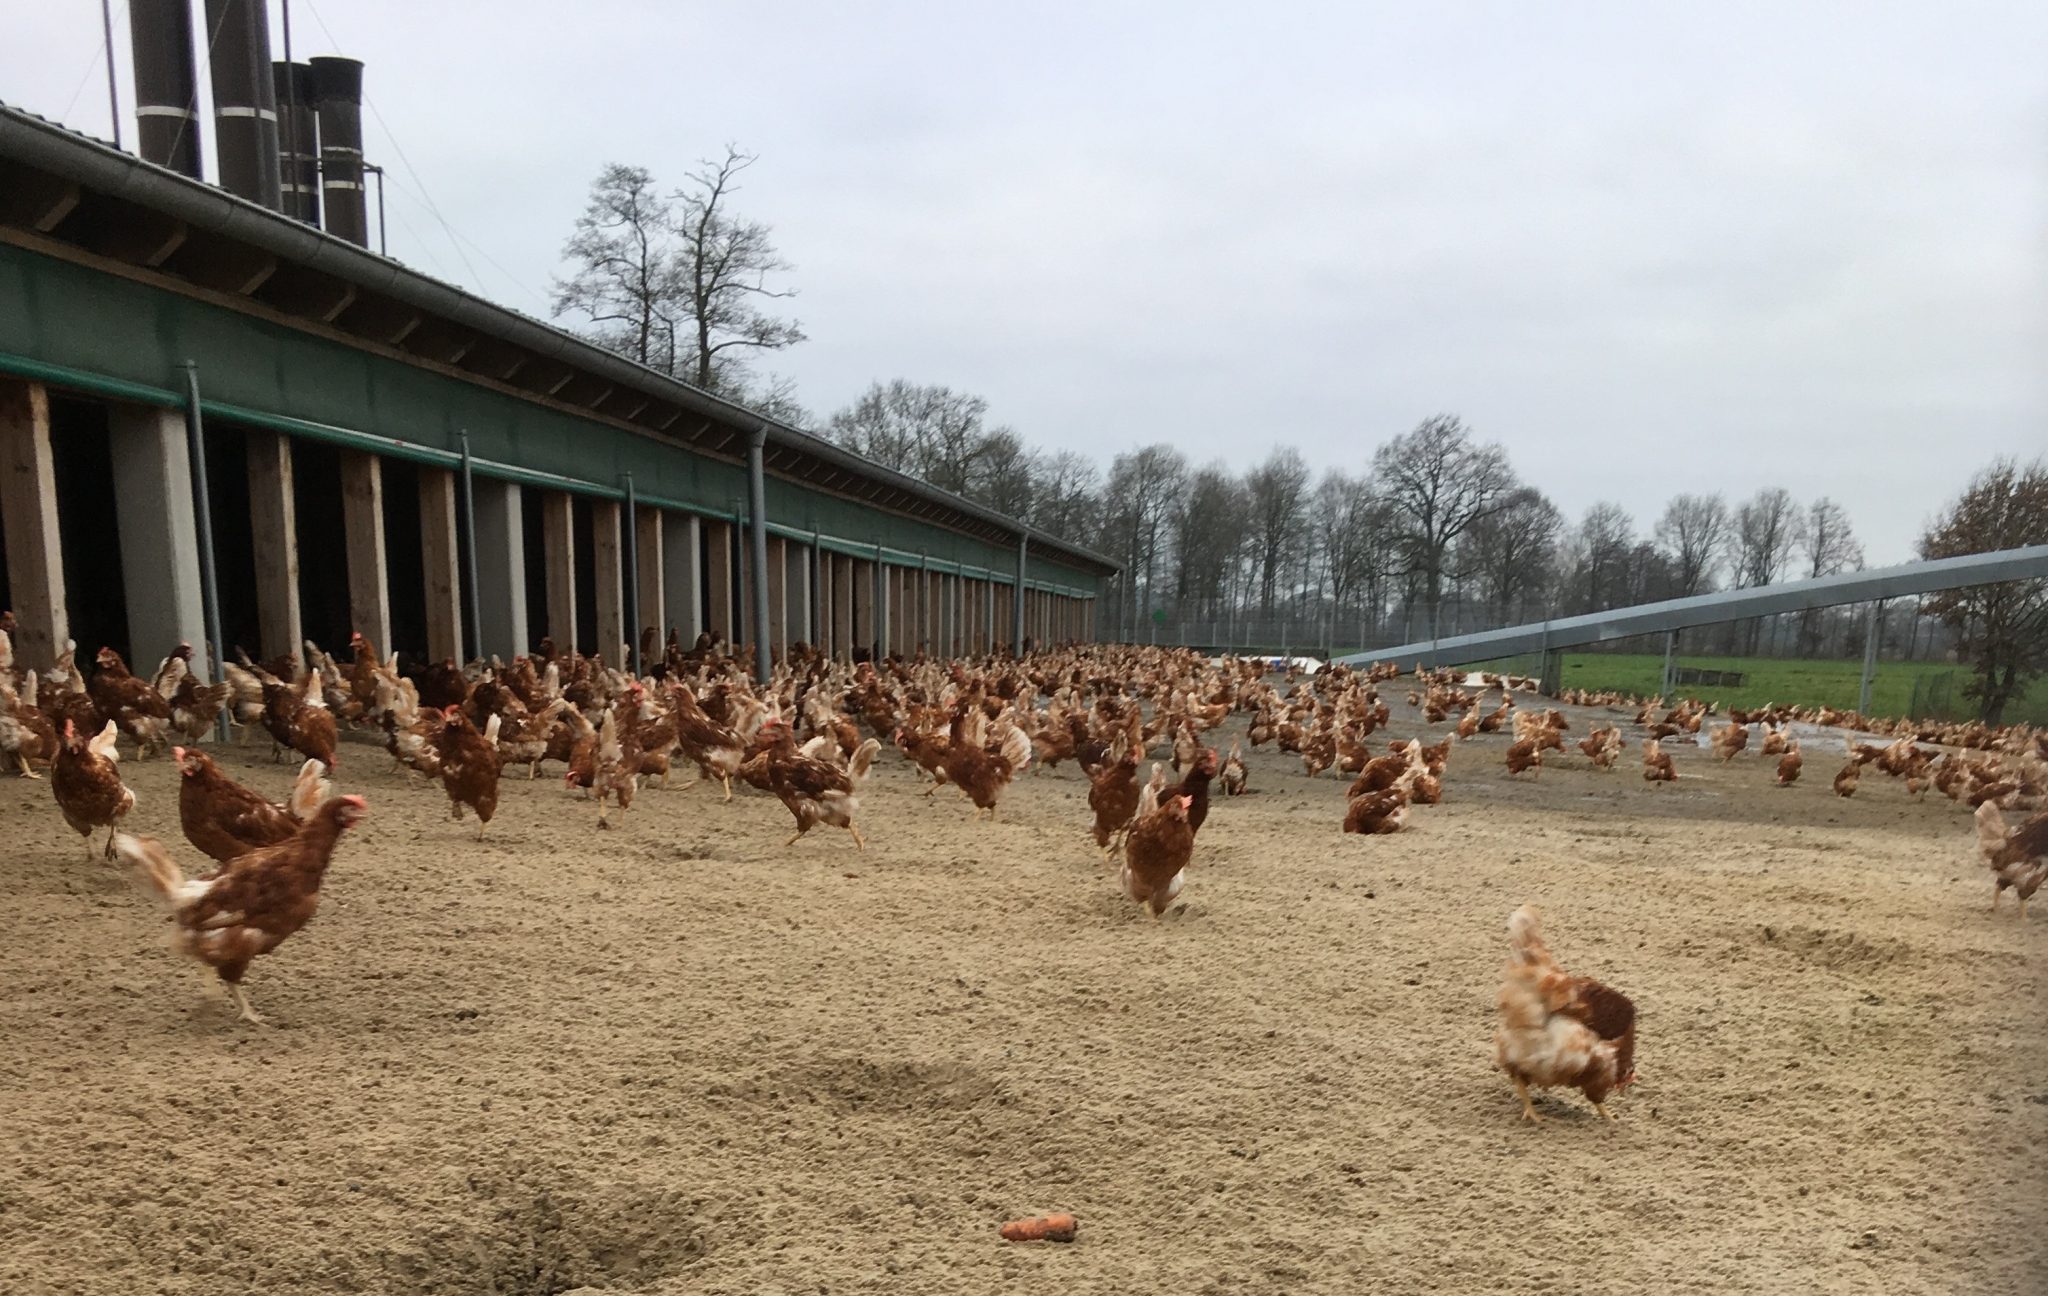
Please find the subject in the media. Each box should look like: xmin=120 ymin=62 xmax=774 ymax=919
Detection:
xmin=4 ymin=611 xmax=2044 ymax=1119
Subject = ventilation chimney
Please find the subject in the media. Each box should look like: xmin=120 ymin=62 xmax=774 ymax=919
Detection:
xmin=128 ymin=0 xmax=203 ymax=178
xmin=310 ymin=57 xmax=368 ymax=247
xmin=272 ymin=61 xmax=321 ymax=227
xmin=202 ymin=0 xmax=281 ymax=209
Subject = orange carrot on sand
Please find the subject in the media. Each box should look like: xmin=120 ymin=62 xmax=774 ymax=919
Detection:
xmin=999 ymin=1213 xmax=1078 ymax=1242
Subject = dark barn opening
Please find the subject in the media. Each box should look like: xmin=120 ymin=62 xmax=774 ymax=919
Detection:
xmin=520 ymin=485 xmax=547 ymax=651
xmin=381 ymin=458 xmax=428 ymax=661
xmin=201 ymin=421 xmax=261 ymax=664
xmin=48 ymin=397 xmax=129 ymax=666
xmin=571 ymin=495 xmax=597 ymax=656
xmin=291 ymin=438 xmax=351 ymax=657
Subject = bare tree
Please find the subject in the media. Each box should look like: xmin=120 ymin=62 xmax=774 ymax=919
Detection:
xmin=1098 ymin=446 xmax=1188 ymax=634
xmin=1244 ymin=448 xmax=1312 ymax=613
xmin=1729 ymin=487 xmax=1806 ymax=652
xmin=1569 ymin=502 xmax=1637 ymax=614
xmin=1919 ymin=458 xmax=2048 ymax=723
xmin=673 ymin=146 xmax=806 ymax=396
xmin=1653 ymin=493 xmax=1730 ymax=597
xmin=827 ymin=380 xmax=994 ymax=492
xmin=1169 ymin=465 xmax=1245 ymax=612
xmin=1025 ymin=450 xmax=1101 ymax=543
xmin=1373 ymin=415 xmax=1521 ymax=636
xmin=1462 ymin=489 xmax=1562 ymax=622
xmin=1732 ymin=488 xmax=1806 ymax=587
xmin=1798 ymin=497 xmax=1865 ymax=654
xmin=552 ymin=164 xmax=682 ymax=370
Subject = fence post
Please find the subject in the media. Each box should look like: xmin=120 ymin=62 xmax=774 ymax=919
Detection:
xmin=1858 ymin=599 xmax=1884 ymax=715
xmin=1661 ymin=630 xmax=1677 ymax=700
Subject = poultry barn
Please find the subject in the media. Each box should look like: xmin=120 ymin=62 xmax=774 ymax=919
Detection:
xmin=0 ymin=94 xmax=1109 ymax=684
xmin=5 ymin=8 xmax=2048 ymax=1296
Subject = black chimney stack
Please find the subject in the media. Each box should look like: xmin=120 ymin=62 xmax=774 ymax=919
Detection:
xmin=272 ymin=61 xmax=322 ymax=227
xmin=128 ymin=0 xmax=203 ymax=178
xmin=202 ymin=0 xmax=281 ymax=209
xmin=310 ymin=56 xmax=368 ymax=248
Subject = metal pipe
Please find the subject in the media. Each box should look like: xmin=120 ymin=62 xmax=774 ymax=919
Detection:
xmin=623 ymin=472 xmax=640 ymax=676
xmin=1858 ymin=599 xmax=1884 ymax=715
xmin=458 ymin=431 xmax=482 ymax=662
xmin=746 ymin=425 xmax=771 ymax=684
xmin=366 ymin=163 xmax=387 ymax=255
xmin=1013 ymin=534 xmax=1028 ymax=654
xmin=181 ymin=362 xmax=229 ymax=741
xmin=873 ymin=546 xmax=887 ymax=660
xmin=127 ymin=0 xmax=203 ymax=177
xmin=309 ymin=55 xmax=367 ymax=246
xmin=100 ymin=0 xmax=122 ymax=149
xmin=202 ymin=0 xmax=281 ymax=209
xmin=1662 ymin=630 xmax=1677 ymax=700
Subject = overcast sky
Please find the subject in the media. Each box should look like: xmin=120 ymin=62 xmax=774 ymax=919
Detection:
xmin=8 ymin=2 xmax=2044 ymax=562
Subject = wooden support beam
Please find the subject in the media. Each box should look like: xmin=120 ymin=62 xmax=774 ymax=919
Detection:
xmin=704 ymin=519 xmax=734 ymax=643
xmin=765 ymin=536 xmax=787 ymax=663
xmin=540 ymin=492 xmax=576 ymax=652
xmin=472 ymin=477 xmax=527 ymax=659
xmin=635 ymin=507 xmax=664 ymax=652
xmin=339 ymin=451 xmax=391 ymax=652
xmin=245 ymin=430 xmax=303 ymax=664
xmin=593 ymin=499 xmax=624 ymax=665
xmin=833 ymin=554 xmax=854 ymax=661
xmin=0 ymin=380 xmax=66 ymax=670
xmin=851 ymin=559 xmax=872 ymax=658
xmin=419 ymin=468 xmax=463 ymax=663
xmin=662 ymin=512 xmax=702 ymax=643
xmin=108 ymin=404 xmax=206 ymax=663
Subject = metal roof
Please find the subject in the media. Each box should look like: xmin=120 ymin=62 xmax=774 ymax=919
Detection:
xmin=1335 ymin=545 xmax=2048 ymax=667
xmin=0 ymin=101 xmax=1118 ymax=575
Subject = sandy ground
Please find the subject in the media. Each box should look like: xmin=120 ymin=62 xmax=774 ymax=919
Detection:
xmin=2 ymin=695 xmax=2044 ymax=1296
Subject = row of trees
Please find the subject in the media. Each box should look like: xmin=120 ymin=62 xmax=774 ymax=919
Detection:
xmin=551 ymin=157 xmax=2044 ymax=721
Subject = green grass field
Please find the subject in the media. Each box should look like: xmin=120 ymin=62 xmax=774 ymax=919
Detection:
xmin=1461 ymin=652 xmax=2048 ymax=725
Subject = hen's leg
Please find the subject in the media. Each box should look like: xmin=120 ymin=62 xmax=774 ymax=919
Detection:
xmin=230 ymin=984 xmax=267 ymax=1026
xmin=720 ymin=776 xmax=733 ymax=804
xmin=1592 ymin=1100 xmax=1617 ymax=1122
xmin=848 ymin=824 xmax=866 ymax=852
xmin=475 ymin=819 xmax=488 ymax=842
xmin=1512 ymin=1077 xmax=1543 ymax=1123
xmin=784 ymin=828 xmax=804 ymax=847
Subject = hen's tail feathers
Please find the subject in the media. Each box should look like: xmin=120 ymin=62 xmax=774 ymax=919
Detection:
xmin=848 ymin=738 xmax=882 ymax=786
xmin=86 ymin=720 xmax=122 ymax=763
xmin=116 ymin=833 xmax=203 ymax=907
xmin=1506 ymin=905 xmax=1552 ymax=967
xmin=999 ymin=724 xmax=1033 ymax=775
xmin=1974 ymin=801 xmax=2009 ymax=862
xmin=289 ymin=759 xmax=331 ymax=820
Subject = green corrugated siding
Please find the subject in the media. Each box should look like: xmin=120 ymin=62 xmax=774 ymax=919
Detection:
xmin=0 ymin=240 xmax=1104 ymax=600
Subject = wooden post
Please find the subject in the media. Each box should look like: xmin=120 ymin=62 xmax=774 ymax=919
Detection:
xmin=245 ymin=430 xmax=303 ymax=663
xmin=107 ymin=403 xmax=207 ymax=663
xmin=851 ymin=558 xmax=873 ymax=657
xmin=541 ymin=491 xmax=575 ymax=651
xmin=593 ymin=499 xmax=624 ymax=665
xmin=635 ymin=507 xmax=664 ymax=651
xmin=472 ymin=477 xmax=527 ymax=659
xmin=703 ymin=518 xmax=733 ymax=642
xmin=419 ymin=467 xmax=463 ymax=663
xmin=765 ymin=535 xmax=787 ymax=661
xmin=833 ymin=555 xmax=854 ymax=661
xmin=662 ymin=512 xmax=702 ymax=644
xmin=339 ymin=451 xmax=390 ymax=650
xmin=0 ymin=380 xmax=65 ymax=670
